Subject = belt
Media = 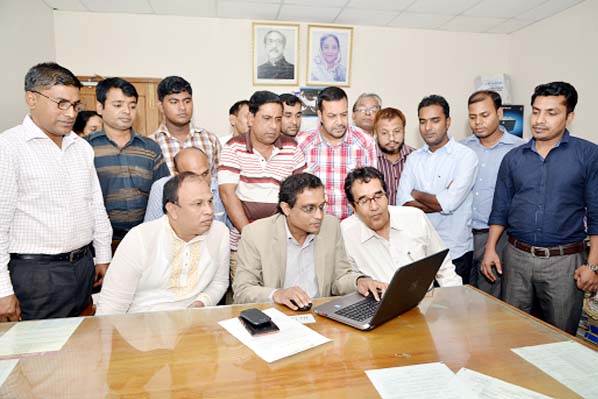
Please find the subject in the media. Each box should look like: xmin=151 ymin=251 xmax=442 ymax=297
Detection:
xmin=507 ymin=236 xmax=585 ymax=258
xmin=10 ymin=244 xmax=91 ymax=263
xmin=472 ymin=228 xmax=490 ymax=234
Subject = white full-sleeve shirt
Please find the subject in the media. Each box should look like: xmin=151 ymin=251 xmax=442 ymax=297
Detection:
xmin=0 ymin=115 xmax=113 ymax=297
xmin=341 ymin=205 xmax=462 ymax=287
xmin=96 ymin=216 xmax=230 ymax=314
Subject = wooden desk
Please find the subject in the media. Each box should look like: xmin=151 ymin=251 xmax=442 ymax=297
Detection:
xmin=0 ymin=286 xmax=594 ymax=398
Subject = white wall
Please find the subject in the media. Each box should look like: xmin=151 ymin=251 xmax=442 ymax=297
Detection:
xmin=0 ymin=0 xmax=55 ymax=129
xmin=53 ymin=11 xmax=510 ymax=146
xmin=510 ymin=0 xmax=598 ymax=142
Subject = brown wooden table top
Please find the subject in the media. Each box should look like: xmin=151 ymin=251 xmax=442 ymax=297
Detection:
xmin=0 ymin=286 xmax=594 ymax=398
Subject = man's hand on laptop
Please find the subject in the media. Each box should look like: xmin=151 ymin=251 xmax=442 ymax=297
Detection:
xmin=357 ymin=277 xmax=388 ymax=301
xmin=272 ymin=287 xmax=312 ymax=310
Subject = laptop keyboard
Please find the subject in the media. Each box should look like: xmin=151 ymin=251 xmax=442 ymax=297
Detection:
xmin=335 ymin=296 xmax=380 ymax=322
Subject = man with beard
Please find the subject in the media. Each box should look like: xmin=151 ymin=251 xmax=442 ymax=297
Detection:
xmin=279 ymin=93 xmax=303 ymax=138
xmin=373 ymin=107 xmax=415 ymax=205
xmin=0 ymin=62 xmax=112 ymax=320
xmin=257 ymin=30 xmax=295 ymax=80
xmin=397 ymin=95 xmax=478 ymax=287
xmin=462 ymin=90 xmax=524 ymax=297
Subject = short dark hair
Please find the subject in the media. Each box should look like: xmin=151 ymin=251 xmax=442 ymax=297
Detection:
xmin=162 ymin=172 xmax=206 ymax=214
xmin=344 ymin=167 xmax=388 ymax=205
xmin=531 ymin=81 xmax=578 ymax=114
xmin=24 ymin=62 xmax=82 ymax=91
xmin=280 ymin=93 xmax=304 ymax=108
xmin=278 ymin=173 xmax=324 ymax=213
xmin=96 ymin=77 xmax=138 ymax=105
xmin=229 ymin=100 xmax=250 ymax=116
xmin=468 ymin=90 xmax=502 ymax=110
xmin=157 ymin=76 xmax=192 ymax=101
xmin=317 ymin=86 xmax=347 ymax=111
xmin=418 ymin=94 xmax=450 ymax=118
xmin=248 ymin=91 xmax=282 ymax=115
xmin=73 ymin=111 xmax=100 ymax=134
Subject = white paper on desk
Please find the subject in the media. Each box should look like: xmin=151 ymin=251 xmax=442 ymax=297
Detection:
xmin=365 ymin=362 xmax=469 ymax=399
xmin=218 ymin=308 xmax=330 ymax=363
xmin=0 ymin=317 xmax=83 ymax=357
xmin=0 ymin=359 xmax=18 ymax=387
xmin=512 ymin=341 xmax=598 ymax=399
xmin=453 ymin=368 xmax=554 ymax=399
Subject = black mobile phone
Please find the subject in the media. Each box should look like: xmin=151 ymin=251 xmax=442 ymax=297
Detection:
xmin=239 ymin=308 xmax=271 ymax=327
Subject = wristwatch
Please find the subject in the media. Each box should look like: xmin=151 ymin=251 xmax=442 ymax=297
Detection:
xmin=585 ymin=263 xmax=598 ymax=273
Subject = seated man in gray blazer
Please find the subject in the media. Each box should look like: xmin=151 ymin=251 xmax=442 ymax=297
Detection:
xmin=233 ymin=173 xmax=387 ymax=310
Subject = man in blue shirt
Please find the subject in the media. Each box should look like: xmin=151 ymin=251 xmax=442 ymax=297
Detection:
xmin=462 ymin=91 xmax=525 ymax=298
xmin=482 ymin=82 xmax=598 ymax=334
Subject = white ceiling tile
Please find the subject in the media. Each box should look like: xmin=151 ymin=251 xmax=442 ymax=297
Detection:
xmin=284 ymin=0 xmax=346 ymax=6
xmin=517 ymin=0 xmax=585 ymax=22
xmin=217 ymin=1 xmax=280 ymax=20
xmin=439 ymin=15 xmax=506 ymax=33
xmin=486 ymin=18 xmax=534 ymax=34
xmin=388 ymin=12 xmax=453 ymax=29
xmin=81 ymin=0 xmax=154 ymax=14
xmin=347 ymin=0 xmax=413 ymax=11
xmin=278 ymin=5 xmax=340 ymax=23
xmin=406 ymin=0 xmax=481 ymax=15
xmin=336 ymin=8 xmax=399 ymax=25
xmin=462 ymin=0 xmax=546 ymax=19
xmin=149 ymin=0 xmax=217 ymax=16
xmin=43 ymin=0 xmax=88 ymax=11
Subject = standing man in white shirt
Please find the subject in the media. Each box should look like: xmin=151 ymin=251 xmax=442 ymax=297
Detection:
xmin=462 ymin=90 xmax=525 ymax=297
xmin=397 ymin=95 xmax=478 ymax=285
xmin=0 ymin=62 xmax=113 ymax=321
xmin=342 ymin=167 xmax=461 ymax=287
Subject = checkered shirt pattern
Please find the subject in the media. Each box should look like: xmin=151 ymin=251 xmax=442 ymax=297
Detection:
xmin=297 ymin=126 xmax=377 ymax=220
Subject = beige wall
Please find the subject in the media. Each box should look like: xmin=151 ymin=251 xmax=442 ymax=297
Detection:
xmin=53 ymin=11 xmax=510 ymax=146
xmin=510 ymin=0 xmax=598 ymax=142
xmin=0 ymin=0 xmax=55 ymax=129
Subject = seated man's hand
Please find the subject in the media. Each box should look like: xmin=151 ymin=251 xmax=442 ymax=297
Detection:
xmin=272 ymin=287 xmax=311 ymax=310
xmin=0 ymin=294 xmax=21 ymax=322
xmin=357 ymin=277 xmax=388 ymax=301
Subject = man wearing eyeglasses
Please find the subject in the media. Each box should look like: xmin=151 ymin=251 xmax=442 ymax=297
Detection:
xmin=341 ymin=167 xmax=461 ymax=287
xmin=352 ymin=93 xmax=382 ymax=135
xmin=234 ymin=173 xmax=387 ymax=310
xmin=0 ymin=62 xmax=113 ymax=321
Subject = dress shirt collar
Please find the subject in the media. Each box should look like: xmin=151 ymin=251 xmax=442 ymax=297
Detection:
xmin=422 ymin=135 xmax=456 ymax=154
xmin=89 ymin=129 xmax=145 ymax=147
xmin=463 ymin=126 xmax=522 ymax=148
xmin=243 ymin=131 xmax=283 ymax=153
xmin=358 ymin=206 xmax=405 ymax=243
xmin=376 ymin=143 xmax=411 ymax=164
xmin=315 ymin=125 xmax=356 ymax=147
xmin=526 ymin=129 xmax=570 ymax=153
xmin=23 ymin=114 xmax=79 ymax=149
xmin=156 ymin=122 xmax=203 ymax=139
xmin=284 ymin=219 xmax=315 ymax=248
xmin=163 ymin=215 xmax=207 ymax=245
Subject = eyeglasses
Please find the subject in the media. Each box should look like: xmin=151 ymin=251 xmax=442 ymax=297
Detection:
xmin=300 ymin=203 xmax=327 ymax=214
xmin=354 ymin=106 xmax=381 ymax=115
xmin=356 ymin=191 xmax=386 ymax=207
xmin=31 ymin=90 xmax=84 ymax=112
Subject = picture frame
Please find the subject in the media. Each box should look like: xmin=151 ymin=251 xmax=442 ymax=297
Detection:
xmin=252 ymin=22 xmax=299 ymax=86
xmin=306 ymin=25 xmax=353 ymax=87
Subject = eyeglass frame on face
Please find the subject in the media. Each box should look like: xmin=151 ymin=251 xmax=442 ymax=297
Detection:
xmin=355 ymin=191 xmax=386 ymax=207
xmin=299 ymin=202 xmax=327 ymax=215
xmin=30 ymin=90 xmax=84 ymax=113
xmin=354 ymin=106 xmax=381 ymax=115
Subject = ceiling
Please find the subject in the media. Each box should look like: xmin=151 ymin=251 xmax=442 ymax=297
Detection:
xmin=42 ymin=0 xmax=585 ymax=34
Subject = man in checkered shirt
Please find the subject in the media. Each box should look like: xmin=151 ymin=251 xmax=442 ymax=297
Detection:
xmin=150 ymin=76 xmax=222 ymax=176
xmin=296 ymin=87 xmax=377 ymax=220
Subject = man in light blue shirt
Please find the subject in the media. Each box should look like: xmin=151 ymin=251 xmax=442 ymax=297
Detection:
xmin=397 ymin=95 xmax=478 ymax=286
xmin=462 ymin=90 xmax=525 ymax=297
xmin=145 ymin=147 xmax=226 ymax=223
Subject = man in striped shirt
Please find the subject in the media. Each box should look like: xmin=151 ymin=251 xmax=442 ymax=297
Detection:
xmin=150 ymin=76 xmax=222 ymax=176
xmin=219 ymin=91 xmax=306 ymax=284
xmin=296 ymin=87 xmax=376 ymax=220
xmin=88 ymin=78 xmax=170 ymax=248
xmin=373 ymin=107 xmax=415 ymax=205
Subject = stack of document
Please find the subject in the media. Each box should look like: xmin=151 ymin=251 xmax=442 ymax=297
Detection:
xmin=219 ymin=308 xmax=330 ymax=363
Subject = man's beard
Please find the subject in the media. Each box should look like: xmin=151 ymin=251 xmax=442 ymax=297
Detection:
xmin=379 ymin=143 xmax=402 ymax=155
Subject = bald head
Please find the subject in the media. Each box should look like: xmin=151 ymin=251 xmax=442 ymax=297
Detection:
xmin=173 ymin=147 xmax=210 ymax=180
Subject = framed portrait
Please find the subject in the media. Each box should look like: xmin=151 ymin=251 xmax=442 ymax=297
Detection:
xmin=306 ymin=25 xmax=353 ymax=87
xmin=253 ymin=22 xmax=299 ymax=86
